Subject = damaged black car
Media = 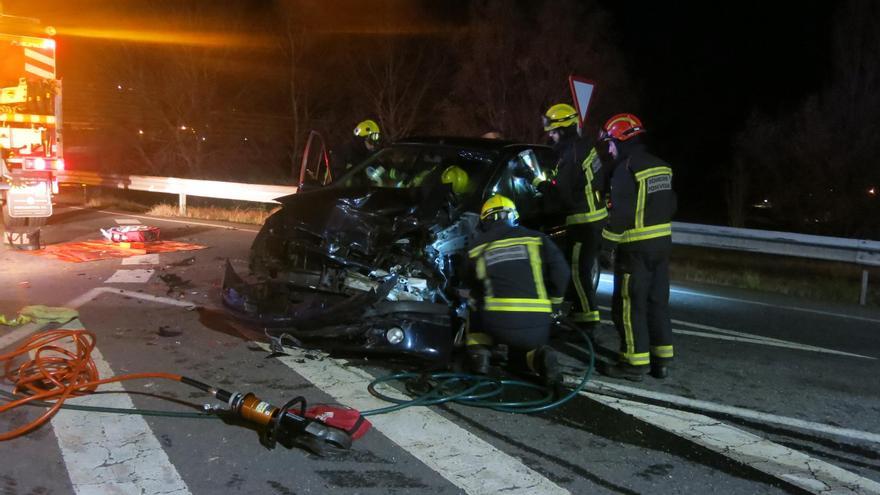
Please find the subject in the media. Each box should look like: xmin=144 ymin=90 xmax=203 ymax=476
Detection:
xmin=223 ymin=137 xmax=598 ymax=361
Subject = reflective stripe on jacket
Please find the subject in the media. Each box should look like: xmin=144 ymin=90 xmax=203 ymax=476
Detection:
xmin=467 ymin=225 xmax=569 ymax=314
xmin=602 ymin=144 xmax=677 ymax=250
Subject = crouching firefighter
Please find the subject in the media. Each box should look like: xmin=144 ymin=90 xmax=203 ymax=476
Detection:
xmin=465 ymin=195 xmax=570 ymax=386
xmin=597 ymin=114 xmax=677 ymax=381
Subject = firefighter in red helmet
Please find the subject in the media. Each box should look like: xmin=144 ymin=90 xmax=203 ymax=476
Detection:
xmin=597 ymin=113 xmax=677 ymax=381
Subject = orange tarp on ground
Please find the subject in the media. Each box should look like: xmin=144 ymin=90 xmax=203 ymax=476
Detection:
xmin=22 ymin=240 xmax=207 ymax=263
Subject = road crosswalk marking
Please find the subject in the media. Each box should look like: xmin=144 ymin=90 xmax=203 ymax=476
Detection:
xmin=51 ymin=320 xmax=192 ymax=494
xmin=586 ymin=391 xmax=880 ymax=494
xmin=264 ymin=344 xmax=570 ymax=495
xmin=122 ymin=254 xmax=160 ymax=265
xmin=105 ymin=269 xmax=155 ymax=284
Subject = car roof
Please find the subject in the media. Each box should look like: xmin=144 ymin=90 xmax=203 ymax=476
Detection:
xmin=395 ymin=136 xmax=553 ymax=155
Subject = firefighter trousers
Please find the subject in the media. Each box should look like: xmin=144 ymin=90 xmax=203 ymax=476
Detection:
xmin=611 ymin=248 xmax=674 ymax=368
xmin=466 ymin=310 xmax=552 ymax=372
xmin=566 ymin=222 xmax=603 ymax=324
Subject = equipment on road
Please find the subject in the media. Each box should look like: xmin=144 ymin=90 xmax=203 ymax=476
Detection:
xmin=0 ymin=14 xmax=63 ymax=237
xmin=100 ymin=225 xmax=161 ymax=243
xmin=0 ymin=328 xmax=366 ymax=454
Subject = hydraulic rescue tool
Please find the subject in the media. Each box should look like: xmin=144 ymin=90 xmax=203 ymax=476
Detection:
xmin=0 ymin=328 xmax=369 ymax=453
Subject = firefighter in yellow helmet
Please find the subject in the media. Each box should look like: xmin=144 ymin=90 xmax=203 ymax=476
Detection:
xmin=464 ymin=195 xmax=570 ymax=386
xmin=335 ymin=119 xmax=386 ymax=179
xmin=518 ymin=103 xmax=609 ymax=337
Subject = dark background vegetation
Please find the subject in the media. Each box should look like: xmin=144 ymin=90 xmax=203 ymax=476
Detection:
xmin=4 ymin=0 xmax=878 ymax=238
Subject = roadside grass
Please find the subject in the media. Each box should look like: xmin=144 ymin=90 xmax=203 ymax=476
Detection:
xmin=146 ymin=203 xmax=278 ymax=225
xmin=670 ymin=246 xmax=879 ymax=307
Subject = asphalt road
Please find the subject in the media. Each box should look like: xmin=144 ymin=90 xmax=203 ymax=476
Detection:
xmin=1 ymin=205 xmax=878 ymax=495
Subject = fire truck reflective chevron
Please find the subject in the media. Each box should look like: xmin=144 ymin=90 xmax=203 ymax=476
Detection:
xmin=24 ymin=46 xmax=55 ymax=79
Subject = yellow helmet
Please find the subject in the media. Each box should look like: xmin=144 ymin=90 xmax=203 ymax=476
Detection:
xmin=441 ymin=165 xmax=470 ymax=195
xmin=480 ymin=194 xmax=519 ymax=224
xmin=354 ymin=119 xmax=381 ymax=142
xmin=542 ymin=103 xmax=578 ymax=132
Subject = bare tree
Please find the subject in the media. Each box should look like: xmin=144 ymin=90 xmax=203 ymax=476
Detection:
xmin=445 ymin=0 xmax=636 ymax=142
xmin=348 ymin=35 xmax=445 ymax=141
xmin=732 ymin=0 xmax=880 ymax=236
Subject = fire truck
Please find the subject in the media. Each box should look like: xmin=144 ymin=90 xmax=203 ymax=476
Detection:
xmin=0 ymin=13 xmax=61 ymax=233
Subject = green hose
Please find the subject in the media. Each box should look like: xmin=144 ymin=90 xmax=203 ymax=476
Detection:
xmin=363 ymin=331 xmax=594 ymax=416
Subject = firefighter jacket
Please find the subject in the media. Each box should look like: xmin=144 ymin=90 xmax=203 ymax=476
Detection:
xmin=537 ymin=134 xmax=608 ymax=227
xmin=602 ymin=142 xmax=677 ymax=252
xmin=467 ymin=222 xmax=569 ymax=316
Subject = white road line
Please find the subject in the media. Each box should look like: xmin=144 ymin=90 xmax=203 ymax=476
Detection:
xmin=587 ymin=393 xmax=880 ymax=495
xmin=266 ymin=344 xmax=568 ymax=495
xmin=68 ymin=206 xmax=260 ymax=233
xmin=114 ymin=218 xmax=142 ymax=225
xmin=673 ymin=329 xmax=875 ymax=359
xmin=105 ymin=269 xmax=155 ymax=284
xmin=51 ymin=320 xmax=191 ymax=495
xmin=598 ymin=307 xmax=875 ymax=359
xmin=598 ymin=275 xmax=880 ymax=324
xmin=122 ymin=254 xmax=160 ymax=265
xmin=582 ymin=380 xmax=880 ymax=444
xmin=2 ymin=288 xmax=194 ymax=350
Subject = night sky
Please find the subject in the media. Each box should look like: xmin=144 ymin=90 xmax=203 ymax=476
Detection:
xmin=598 ymin=0 xmax=834 ymax=221
xmin=2 ymin=0 xmax=844 ymax=225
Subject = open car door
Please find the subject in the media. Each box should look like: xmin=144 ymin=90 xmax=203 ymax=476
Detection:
xmin=296 ymin=130 xmax=333 ymax=189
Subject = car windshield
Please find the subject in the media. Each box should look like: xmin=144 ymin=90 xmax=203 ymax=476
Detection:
xmin=336 ymin=145 xmax=495 ymax=192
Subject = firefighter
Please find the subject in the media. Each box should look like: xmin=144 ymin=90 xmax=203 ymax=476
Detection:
xmin=597 ymin=113 xmax=676 ymax=381
xmin=335 ymin=119 xmax=384 ymax=179
xmin=520 ymin=103 xmax=608 ymax=335
xmin=465 ymin=195 xmax=570 ymax=386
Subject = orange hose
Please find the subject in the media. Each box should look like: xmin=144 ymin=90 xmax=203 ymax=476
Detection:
xmin=0 ymin=329 xmax=182 ymax=441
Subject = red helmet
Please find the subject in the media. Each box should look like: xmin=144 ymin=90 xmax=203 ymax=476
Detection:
xmin=601 ymin=113 xmax=646 ymax=141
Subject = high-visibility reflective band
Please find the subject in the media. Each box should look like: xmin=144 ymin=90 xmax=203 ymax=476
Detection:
xmin=0 ymin=113 xmax=56 ymax=124
xmin=622 ymin=273 xmax=634 ymax=356
xmin=468 ymin=237 xmax=543 ymax=258
xmin=634 ymin=166 xmax=673 ymax=181
xmin=526 ymin=243 xmax=548 ymax=300
xmin=466 ymin=332 xmax=494 ymax=346
xmin=550 ymin=297 xmax=564 ymax=305
xmin=619 ymin=223 xmax=672 ymax=243
xmin=484 ymin=297 xmax=552 ymax=313
xmin=620 ymin=352 xmax=650 ymax=366
xmin=565 ymin=208 xmax=608 ymax=225
xmin=571 ymin=242 xmax=591 ymax=314
xmin=651 ymin=345 xmax=674 ymax=358
xmin=581 ymin=149 xmax=598 ymax=211
xmin=532 ymin=176 xmax=545 ymax=188
xmin=636 ymin=178 xmax=647 ymax=229
xmin=602 ymin=229 xmax=623 ymax=242
xmin=570 ymin=311 xmax=600 ymax=322
xmin=476 ymin=256 xmax=495 ymax=298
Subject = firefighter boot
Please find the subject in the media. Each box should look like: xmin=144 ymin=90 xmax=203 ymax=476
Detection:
xmin=535 ymin=346 xmax=562 ymax=388
xmin=467 ymin=345 xmax=492 ymax=375
xmin=598 ymin=361 xmax=647 ymax=382
xmin=650 ymin=361 xmax=669 ymax=379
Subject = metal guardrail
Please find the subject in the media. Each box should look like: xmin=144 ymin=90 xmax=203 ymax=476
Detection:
xmin=57 ymin=170 xmax=297 ymax=212
xmin=56 ymin=171 xmax=879 ymax=305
